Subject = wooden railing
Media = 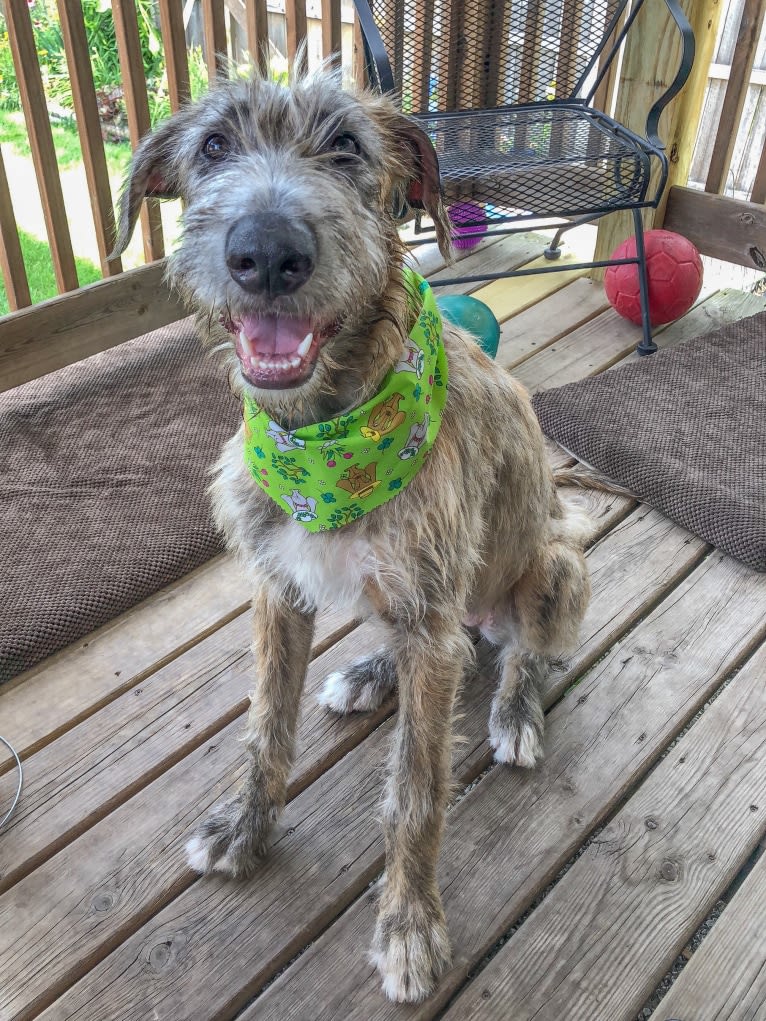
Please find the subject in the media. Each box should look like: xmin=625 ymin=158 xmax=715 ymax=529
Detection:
xmin=662 ymin=0 xmax=766 ymax=272
xmin=0 ymin=0 xmax=363 ymax=389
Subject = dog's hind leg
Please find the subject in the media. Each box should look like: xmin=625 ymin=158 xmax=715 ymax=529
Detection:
xmin=489 ymin=649 xmax=547 ymax=766
xmin=186 ymin=579 xmax=315 ymax=878
xmin=371 ymin=615 xmax=472 ymax=1002
xmin=317 ymin=650 xmax=397 ymax=714
xmin=489 ymin=538 xmax=590 ymax=767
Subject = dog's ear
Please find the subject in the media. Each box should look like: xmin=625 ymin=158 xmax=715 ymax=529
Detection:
xmin=389 ymin=114 xmax=453 ymax=262
xmin=111 ymin=119 xmax=182 ymax=257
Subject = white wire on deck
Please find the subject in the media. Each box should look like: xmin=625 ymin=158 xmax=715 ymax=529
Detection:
xmin=0 ymin=736 xmax=23 ymax=830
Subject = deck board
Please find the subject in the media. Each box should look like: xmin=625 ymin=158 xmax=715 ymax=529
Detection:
xmin=0 ymin=555 xmax=250 ymax=767
xmin=653 ymin=840 xmax=766 ymax=1021
xmin=2 ymin=236 xmax=766 ymax=1021
xmin=0 ymin=495 xmax=700 ymax=1021
xmin=251 ymin=555 xmax=766 ymax=1021
xmin=443 ymin=637 xmax=766 ymax=1021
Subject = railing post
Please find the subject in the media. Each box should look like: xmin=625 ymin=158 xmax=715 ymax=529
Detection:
xmin=112 ymin=0 xmax=166 ymax=263
xmin=4 ymin=0 xmax=79 ymax=293
xmin=159 ymin=0 xmax=192 ymax=111
xmin=57 ymin=0 xmax=123 ymax=277
xmin=704 ymin=0 xmax=766 ymax=195
xmin=0 ymin=148 xmax=31 ymax=311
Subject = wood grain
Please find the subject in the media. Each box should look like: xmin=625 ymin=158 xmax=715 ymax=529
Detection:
xmin=653 ymin=842 xmax=766 ymax=1021
xmin=0 ymin=556 xmax=250 ymax=765
xmin=429 ymin=234 xmax=544 ymax=297
xmin=496 ymin=278 xmax=610 ymax=371
xmin=321 ymin=0 xmax=342 ymax=65
xmin=56 ymin=0 xmax=122 ymax=276
xmin=245 ymin=0 xmax=269 ymax=74
xmin=0 ymin=606 xmax=359 ymax=895
xmin=541 ymin=508 xmax=708 ymax=706
xmin=444 ymin=638 xmax=766 ymax=1021
xmin=251 ymin=554 xmax=766 ymax=1021
xmin=705 ymin=0 xmax=766 ymax=195
xmin=411 ymin=0 xmax=434 ymax=111
xmin=0 ymin=622 xmax=399 ymax=1021
xmin=158 ymin=0 xmax=192 ymax=111
xmin=202 ymin=0 xmax=228 ymax=81
xmin=592 ymin=0 xmax=696 ymax=274
xmin=512 ymin=306 xmax=641 ymax=393
xmin=0 ymin=261 xmax=185 ymax=392
xmin=285 ymin=0 xmax=308 ymax=72
xmin=4 ymin=0 xmax=78 ymax=293
xmin=655 ymin=0 xmax=724 ymax=224
xmin=663 ymin=185 xmax=766 ymax=271
xmin=751 ymin=130 xmax=766 ymax=205
xmin=38 ymin=503 xmax=715 ymax=1021
xmin=616 ymin=287 xmax=766 ymax=368
xmin=0 ymin=145 xmax=31 ymax=310
xmin=112 ymin=0 xmax=165 ymax=263
xmin=470 ymin=224 xmax=597 ymax=322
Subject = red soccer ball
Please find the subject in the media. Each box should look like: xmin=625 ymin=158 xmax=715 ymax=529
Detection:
xmin=604 ymin=229 xmax=703 ymax=326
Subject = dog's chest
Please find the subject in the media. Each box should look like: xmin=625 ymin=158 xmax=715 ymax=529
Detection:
xmin=269 ymin=521 xmax=373 ymax=611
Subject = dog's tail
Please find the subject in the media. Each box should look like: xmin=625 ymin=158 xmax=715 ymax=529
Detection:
xmin=553 ymin=464 xmax=635 ymax=499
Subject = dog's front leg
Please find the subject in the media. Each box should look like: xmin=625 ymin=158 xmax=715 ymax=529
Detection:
xmin=372 ymin=616 xmax=472 ymax=1002
xmin=186 ymin=579 xmax=315 ymax=878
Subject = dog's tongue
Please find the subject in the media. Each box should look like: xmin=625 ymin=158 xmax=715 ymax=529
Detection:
xmin=238 ymin=314 xmax=313 ymax=356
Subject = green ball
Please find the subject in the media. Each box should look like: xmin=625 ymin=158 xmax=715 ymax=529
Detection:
xmin=436 ymin=294 xmax=501 ymax=359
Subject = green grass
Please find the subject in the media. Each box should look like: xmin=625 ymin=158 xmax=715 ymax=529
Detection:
xmin=0 ymin=230 xmax=101 ymax=316
xmin=0 ymin=110 xmax=129 ymax=312
xmin=0 ymin=109 xmax=131 ymax=175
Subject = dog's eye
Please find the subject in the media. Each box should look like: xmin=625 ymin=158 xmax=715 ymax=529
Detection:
xmin=330 ymin=132 xmax=360 ymax=157
xmin=203 ymin=134 xmax=230 ymax=160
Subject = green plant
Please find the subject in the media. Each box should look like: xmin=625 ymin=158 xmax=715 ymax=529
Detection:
xmin=0 ymin=27 xmax=19 ymax=110
xmin=1 ymin=0 xmax=169 ymax=119
xmin=0 ymin=229 xmax=101 ymax=316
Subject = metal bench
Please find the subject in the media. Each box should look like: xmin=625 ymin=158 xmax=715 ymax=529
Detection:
xmin=353 ymin=0 xmax=695 ymax=354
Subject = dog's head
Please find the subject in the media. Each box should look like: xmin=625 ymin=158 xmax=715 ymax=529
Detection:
xmin=113 ymin=68 xmax=452 ymax=402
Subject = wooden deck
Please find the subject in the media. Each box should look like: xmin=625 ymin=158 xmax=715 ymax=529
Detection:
xmin=2 ymin=231 xmax=766 ymax=1021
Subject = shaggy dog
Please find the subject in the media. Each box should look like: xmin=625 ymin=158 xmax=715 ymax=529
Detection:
xmin=113 ymin=66 xmax=590 ymax=1003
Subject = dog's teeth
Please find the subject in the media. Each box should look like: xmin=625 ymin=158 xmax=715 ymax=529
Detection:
xmin=238 ymin=329 xmax=255 ymax=358
xmin=297 ymin=333 xmax=313 ymax=358
xmin=289 ymin=356 xmax=301 ymax=368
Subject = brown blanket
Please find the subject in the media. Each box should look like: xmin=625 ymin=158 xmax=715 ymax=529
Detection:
xmin=532 ymin=310 xmax=766 ymax=572
xmin=1 ymin=319 xmax=240 ymax=683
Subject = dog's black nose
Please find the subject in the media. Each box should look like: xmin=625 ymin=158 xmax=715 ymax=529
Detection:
xmin=225 ymin=213 xmax=316 ymax=297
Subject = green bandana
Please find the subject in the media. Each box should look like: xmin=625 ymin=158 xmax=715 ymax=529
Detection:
xmin=243 ymin=268 xmax=447 ymax=531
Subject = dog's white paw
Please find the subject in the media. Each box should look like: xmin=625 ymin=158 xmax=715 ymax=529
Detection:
xmin=489 ymin=718 xmax=543 ymax=768
xmin=317 ymin=670 xmax=357 ymax=713
xmin=186 ymin=795 xmax=271 ymax=879
xmin=372 ymin=903 xmax=452 ymax=1003
xmin=317 ymin=658 xmax=396 ymax=715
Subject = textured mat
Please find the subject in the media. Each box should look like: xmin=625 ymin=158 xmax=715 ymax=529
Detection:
xmin=0 ymin=319 xmax=240 ymax=684
xmin=532 ymin=310 xmax=766 ymax=572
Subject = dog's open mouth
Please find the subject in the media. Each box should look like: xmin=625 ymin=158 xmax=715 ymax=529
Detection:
xmin=228 ymin=313 xmax=333 ymax=390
